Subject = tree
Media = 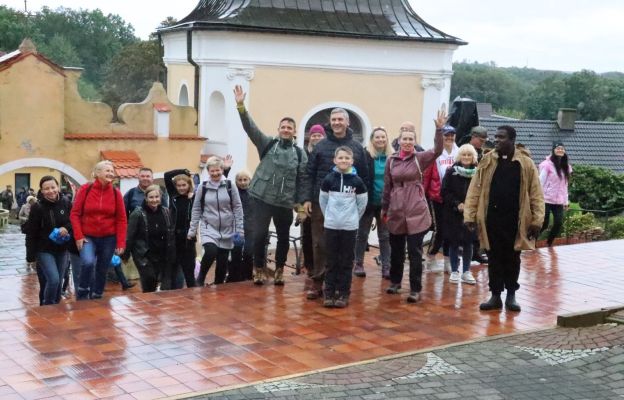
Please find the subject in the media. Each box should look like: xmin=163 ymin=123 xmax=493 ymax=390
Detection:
xmin=569 ymin=165 xmax=624 ymax=211
xmin=564 ymin=70 xmax=611 ymax=121
xmin=37 ymin=34 xmax=82 ymax=67
xmin=0 ymin=6 xmax=38 ymax=52
xmin=100 ymin=40 xmax=164 ymax=117
xmin=525 ymin=76 xmax=566 ymax=119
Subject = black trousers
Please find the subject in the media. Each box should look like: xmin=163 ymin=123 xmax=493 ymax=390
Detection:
xmin=301 ymin=217 xmax=314 ymax=270
xmin=137 ymin=254 xmax=165 ymax=293
xmin=390 ymin=231 xmax=426 ymax=293
xmin=541 ymin=203 xmax=564 ymax=246
xmin=324 ymin=229 xmax=357 ymax=297
xmin=486 ymin=217 xmax=521 ymax=294
xmin=176 ymin=237 xmax=197 ymax=288
xmin=427 ymin=200 xmax=449 ymax=257
xmin=198 ymin=243 xmax=229 ymax=285
xmin=252 ymin=197 xmax=294 ymax=269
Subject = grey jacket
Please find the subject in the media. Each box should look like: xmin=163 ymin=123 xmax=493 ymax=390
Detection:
xmin=319 ymin=168 xmax=368 ymax=231
xmin=238 ymin=109 xmax=308 ymax=208
xmin=187 ymin=179 xmax=244 ymax=249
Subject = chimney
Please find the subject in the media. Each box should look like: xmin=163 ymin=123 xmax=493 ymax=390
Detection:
xmin=557 ymin=108 xmax=576 ymax=131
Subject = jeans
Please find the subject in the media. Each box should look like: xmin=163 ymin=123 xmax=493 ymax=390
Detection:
xmin=78 ymin=235 xmax=116 ymax=299
xmin=354 ymin=205 xmax=390 ymax=268
xmin=37 ymin=251 xmax=69 ymax=305
xmin=197 ymin=243 xmax=229 ymax=286
xmin=324 ymin=229 xmax=357 ymax=297
xmin=427 ymin=201 xmax=449 ymax=257
xmin=69 ymin=252 xmax=84 ymax=299
xmin=252 ymin=197 xmax=294 ymax=269
xmin=389 ymin=231 xmax=426 ymax=293
xmin=449 ymin=241 xmax=473 ymax=273
xmin=541 ymin=203 xmax=564 ymax=246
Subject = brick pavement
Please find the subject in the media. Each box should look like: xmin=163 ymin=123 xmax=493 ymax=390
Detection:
xmin=0 ymin=222 xmax=623 ymax=399
xmin=195 ymin=323 xmax=624 ymax=399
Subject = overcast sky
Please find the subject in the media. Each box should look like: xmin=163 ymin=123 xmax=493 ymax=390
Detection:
xmin=3 ymin=0 xmax=623 ymax=73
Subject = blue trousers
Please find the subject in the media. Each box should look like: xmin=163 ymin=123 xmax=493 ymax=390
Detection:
xmin=37 ymin=251 xmax=68 ymax=305
xmin=78 ymin=235 xmax=116 ymax=299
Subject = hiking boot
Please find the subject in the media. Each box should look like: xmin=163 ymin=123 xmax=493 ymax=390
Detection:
xmin=461 ymin=271 xmax=476 ymax=285
xmin=382 ymin=265 xmax=390 ymax=280
xmin=353 ymin=264 xmax=366 ymax=277
xmin=406 ymin=292 xmax=420 ymax=303
xmin=274 ymin=267 xmax=285 ymax=286
xmin=505 ymin=292 xmax=521 ymax=312
xmin=386 ymin=283 xmax=401 ymax=294
xmin=306 ymin=280 xmax=323 ymax=300
xmin=253 ymin=267 xmax=265 ymax=285
xmin=449 ymin=271 xmax=460 ymax=283
xmin=443 ymin=256 xmax=451 ymax=274
xmin=323 ymin=296 xmax=335 ymax=308
xmin=479 ymin=294 xmax=503 ymax=311
xmin=122 ymin=282 xmax=136 ymax=291
xmin=334 ymin=294 xmax=349 ymax=308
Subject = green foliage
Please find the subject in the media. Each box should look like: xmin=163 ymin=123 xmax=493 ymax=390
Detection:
xmin=605 ymin=216 xmax=624 ymax=239
xmin=0 ymin=6 xmax=36 ymax=51
xmin=563 ymin=212 xmax=596 ymax=236
xmin=494 ymin=107 xmax=525 ymax=119
xmin=37 ymin=34 xmax=82 ymax=67
xmin=100 ymin=40 xmax=164 ymax=117
xmin=77 ymin=78 xmax=100 ymax=101
xmin=569 ymin=165 xmax=624 ymax=211
xmin=452 ymin=61 xmax=624 ymax=122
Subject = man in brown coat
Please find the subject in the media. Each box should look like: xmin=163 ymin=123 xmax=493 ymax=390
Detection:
xmin=464 ymin=125 xmax=544 ymax=312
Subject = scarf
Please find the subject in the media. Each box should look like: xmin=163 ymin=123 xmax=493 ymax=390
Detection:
xmin=453 ymin=165 xmax=476 ymax=178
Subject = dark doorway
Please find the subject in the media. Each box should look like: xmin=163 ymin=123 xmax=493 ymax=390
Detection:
xmin=14 ymin=173 xmax=30 ymax=194
xmin=303 ymin=108 xmax=364 ymax=146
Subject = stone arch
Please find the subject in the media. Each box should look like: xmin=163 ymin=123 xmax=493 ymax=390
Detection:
xmin=299 ymin=102 xmax=371 ymax=147
xmin=0 ymin=158 xmax=88 ymax=185
xmin=178 ymin=83 xmax=189 ymax=106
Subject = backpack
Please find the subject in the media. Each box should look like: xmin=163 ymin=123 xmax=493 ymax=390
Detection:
xmin=200 ymin=180 xmax=233 ymax=214
xmin=80 ymin=183 xmax=119 ymax=216
xmin=260 ymin=138 xmax=303 ymax=164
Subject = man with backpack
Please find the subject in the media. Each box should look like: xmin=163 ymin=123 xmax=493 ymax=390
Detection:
xmin=234 ymin=85 xmax=308 ymax=286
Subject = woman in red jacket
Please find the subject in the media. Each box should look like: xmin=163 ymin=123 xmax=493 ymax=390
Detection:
xmin=70 ymin=161 xmax=127 ymax=300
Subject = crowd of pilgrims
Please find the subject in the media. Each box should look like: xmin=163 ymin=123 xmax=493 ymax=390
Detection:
xmin=21 ymin=87 xmax=570 ymax=309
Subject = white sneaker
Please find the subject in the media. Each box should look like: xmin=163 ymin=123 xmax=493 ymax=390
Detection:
xmin=449 ymin=271 xmax=460 ymax=283
xmin=426 ymin=257 xmax=442 ymax=273
xmin=461 ymin=271 xmax=476 ymax=285
xmin=444 ymin=257 xmax=452 ymax=274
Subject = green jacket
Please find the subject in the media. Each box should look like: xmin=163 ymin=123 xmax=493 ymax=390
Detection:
xmin=238 ymin=109 xmax=308 ymax=208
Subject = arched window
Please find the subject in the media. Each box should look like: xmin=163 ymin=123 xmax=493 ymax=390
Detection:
xmin=206 ymin=91 xmax=226 ymax=143
xmin=178 ymin=84 xmax=189 ymax=106
xmin=300 ymin=104 xmax=370 ymax=148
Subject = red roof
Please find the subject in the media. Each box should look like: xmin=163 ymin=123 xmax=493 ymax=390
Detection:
xmin=153 ymin=103 xmax=171 ymax=112
xmin=65 ymin=133 xmax=156 ymax=140
xmin=100 ymin=150 xmax=144 ymax=179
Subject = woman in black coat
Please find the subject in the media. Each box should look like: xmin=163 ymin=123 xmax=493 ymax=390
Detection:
xmin=441 ymin=144 xmax=478 ymax=285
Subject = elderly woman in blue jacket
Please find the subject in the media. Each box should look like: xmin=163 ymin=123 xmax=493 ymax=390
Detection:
xmin=188 ymin=156 xmax=244 ymax=286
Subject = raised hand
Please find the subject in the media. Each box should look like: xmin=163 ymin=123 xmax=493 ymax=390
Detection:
xmin=434 ymin=103 xmax=448 ymax=129
xmin=223 ymin=154 xmax=234 ymax=170
xmin=233 ymin=85 xmax=246 ymax=105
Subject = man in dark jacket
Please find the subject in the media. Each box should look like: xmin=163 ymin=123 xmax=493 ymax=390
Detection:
xmin=123 ymin=168 xmax=169 ymax=218
xmin=303 ymin=108 xmax=369 ymax=299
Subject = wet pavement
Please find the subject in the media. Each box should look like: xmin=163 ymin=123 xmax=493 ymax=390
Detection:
xmin=0 ymin=223 xmax=623 ymax=399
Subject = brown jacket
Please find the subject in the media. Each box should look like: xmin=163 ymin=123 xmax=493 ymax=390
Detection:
xmin=382 ymin=128 xmax=443 ymax=235
xmin=464 ymin=146 xmax=544 ymax=251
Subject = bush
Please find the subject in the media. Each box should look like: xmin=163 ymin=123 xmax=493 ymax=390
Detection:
xmin=569 ymin=165 xmax=624 ymax=211
xmin=563 ymin=212 xmax=597 ymax=236
xmin=606 ymin=216 xmax=624 ymax=239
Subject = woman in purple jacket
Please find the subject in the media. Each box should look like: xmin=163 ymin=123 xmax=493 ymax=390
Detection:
xmin=539 ymin=142 xmax=572 ymax=247
xmin=381 ymin=109 xmax=445 ymax=303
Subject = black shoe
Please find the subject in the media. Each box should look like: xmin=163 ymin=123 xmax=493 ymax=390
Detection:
xmin=505 ymin=293 xmax=521 ymax=312
xmin=472 ymin=253 xmax=488 ymax=264
xmin=386 ymin=283 xmax=401 ymax=294
xmin=406 ymin=292 xmax=420 ymax=303
xmin=334 ymin=295 xmax=349 ymax=308
xmin=323 ymin=296 xmax=335 ymax=308
xmin=122 ymin=282 xmax=136 ymax=291
xmin=479 ymin=294 xmax=503 ymax=310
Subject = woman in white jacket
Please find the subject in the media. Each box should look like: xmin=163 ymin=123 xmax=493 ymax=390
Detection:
xmin=188 ymin=157 xmax=244 ymax=285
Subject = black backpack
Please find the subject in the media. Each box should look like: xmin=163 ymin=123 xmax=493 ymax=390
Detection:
xmin=200 ymin=180 xmax=233 ymax=214
xmin=260 ymin=138 xmax=303 ymax=163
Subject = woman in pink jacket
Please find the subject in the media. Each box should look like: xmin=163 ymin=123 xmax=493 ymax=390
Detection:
xmin=381 ymin=109 xmax=444 ymax=303
xmin=539 ymin=142 xmax=572 ymax=247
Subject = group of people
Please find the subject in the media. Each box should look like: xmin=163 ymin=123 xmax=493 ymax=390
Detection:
xmin=21 ymin=85 xmax=573 ymax=312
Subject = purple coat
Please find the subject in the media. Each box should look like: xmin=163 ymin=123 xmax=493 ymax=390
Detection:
xmin=382 ymin=129 xmax=443 ymax=235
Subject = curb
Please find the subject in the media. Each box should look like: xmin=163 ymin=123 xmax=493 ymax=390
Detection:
xmin=557 ymin=305 xmax=624 ymax=327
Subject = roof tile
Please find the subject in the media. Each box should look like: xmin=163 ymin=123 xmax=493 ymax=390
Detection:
xmin=100 ymin=150 xmax=144 ymax=179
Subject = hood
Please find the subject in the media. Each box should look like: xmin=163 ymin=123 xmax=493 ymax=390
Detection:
xmin=38 ymin=193 xmax=61 ymax=206
xmin=332 ymin=165 xmax=358 ymax=176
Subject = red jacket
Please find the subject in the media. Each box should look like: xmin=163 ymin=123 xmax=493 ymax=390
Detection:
xmin=423 ymin=164 xmax=442 ymax=203
xmin=70 ymin=179 xmax=127 ymax=248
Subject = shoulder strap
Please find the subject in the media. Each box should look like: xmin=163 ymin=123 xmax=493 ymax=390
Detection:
xmin=80 ymin=183 xmax=94 ymax=216
xmin=260 ymin=138 xmax=279 ymax=160
xmin=200 ymin=183 xmax=208 ymax=214
xmin=226 ymin=180 xmax=233 ymax=210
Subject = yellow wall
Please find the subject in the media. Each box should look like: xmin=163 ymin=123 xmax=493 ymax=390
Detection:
xmin=167 ymin=64 xmax=195 ymax=106
xmin=244 ymin=66 xmax=424 ymax=170
xmin=0 ymin=167 xmax=61 ymax=192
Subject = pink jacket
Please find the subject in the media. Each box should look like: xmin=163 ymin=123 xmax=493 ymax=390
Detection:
xmin=539 ymin=156 xmax=572 ymax=205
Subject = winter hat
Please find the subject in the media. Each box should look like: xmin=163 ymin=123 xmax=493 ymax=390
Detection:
xmin=442 ymin=125 xmax=456 ymax=135
xmin=552 ymin=141 xmax=565 ymax=150
xmin=308 ymin=124 xmax=326 ymax=136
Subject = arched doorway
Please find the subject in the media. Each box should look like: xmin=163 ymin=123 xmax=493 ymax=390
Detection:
xmin=299 ymin=103 xmax=371 ymax=148
xmin=178 ymin=84 xmax=189 ymax=106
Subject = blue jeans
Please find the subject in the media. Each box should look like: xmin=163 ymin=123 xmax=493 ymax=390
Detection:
xmin=354 ymin=205 xmax=390 ymax=268
xmin=78 ymin=235 xmax=116 ymax=299
xmin=37 ymin=251 xmax=68 ymax=305
xmin=69 ymin=252 xmax=83 ymax=296
xmin=449 ymin=241 xmax=473 ymax=273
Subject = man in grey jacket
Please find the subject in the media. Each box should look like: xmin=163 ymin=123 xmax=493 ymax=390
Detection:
xmin=234 ymin=85 xmax=308 ymax=285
